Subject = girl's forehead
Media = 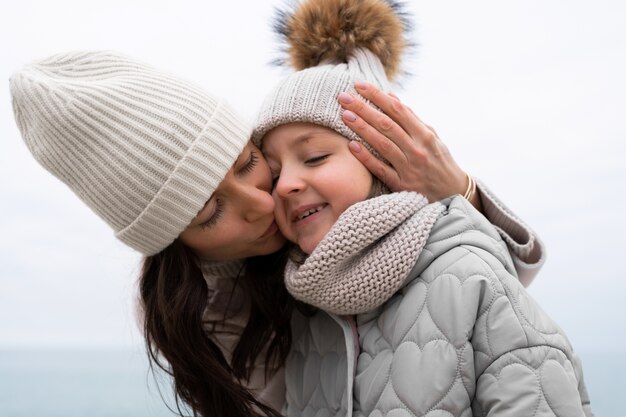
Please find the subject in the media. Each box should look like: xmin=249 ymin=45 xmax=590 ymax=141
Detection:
xmin=263 ymin=123 xmax=346 ymax=155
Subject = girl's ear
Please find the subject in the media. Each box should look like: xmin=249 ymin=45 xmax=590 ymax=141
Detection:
xmin=367 ymin=176 xmax=388 ymax=199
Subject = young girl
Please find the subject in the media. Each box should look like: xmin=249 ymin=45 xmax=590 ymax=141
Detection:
xmin=253 ymin=0 xmax=592 ymax=415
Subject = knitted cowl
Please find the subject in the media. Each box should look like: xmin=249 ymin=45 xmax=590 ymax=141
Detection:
xmin=284 ymin=192 xmax=445 ymax=315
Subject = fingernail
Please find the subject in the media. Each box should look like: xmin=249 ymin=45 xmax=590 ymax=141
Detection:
xmin=348 ymin=141 xmax=362 ymax=153
xmin=355 ymin=81 xmax=368 ymax=90
xmin=343 ymin=110 xmax=357 ymax=122
xmin=338 ymin=92 xmax=353 ymax=104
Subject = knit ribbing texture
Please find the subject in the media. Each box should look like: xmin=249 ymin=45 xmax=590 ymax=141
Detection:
xmin=252 ymin=48 xmax=389 ymax=151
xmin=199 ymin=258 xmax=246 ymax=321
xmin=285 ymin=192 xmax=445 ymax=315
xmin=10 ymin=51 xmax=250 ymax=254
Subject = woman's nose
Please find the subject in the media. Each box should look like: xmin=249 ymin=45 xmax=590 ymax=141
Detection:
xmin=239 ymin=184 xmax=275 ymax=222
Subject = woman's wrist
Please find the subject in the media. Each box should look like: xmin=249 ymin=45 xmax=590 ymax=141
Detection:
xmin=463 ymin=173 xmax=483 ymax=213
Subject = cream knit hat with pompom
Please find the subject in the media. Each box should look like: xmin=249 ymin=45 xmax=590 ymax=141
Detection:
xmin=252 ymin=0 xmax=413 ymax=148
xmin=10 ymin=51 xmax=250 ymax=255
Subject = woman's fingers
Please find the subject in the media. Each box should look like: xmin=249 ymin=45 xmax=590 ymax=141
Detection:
xmin=338 ymin=90 xmax=416 ymax=165
xmin=339 ymin=82 xmax=470 ymax=202
xmin=354 ymin=82 xmax=424 ymax=144
xmin=347 ymin=141 xmax=401 ymax=190
xmin=340 ymin=105 xmax=408 ymax=168
xmin=353 ymin=82 xmax=448 ymax=160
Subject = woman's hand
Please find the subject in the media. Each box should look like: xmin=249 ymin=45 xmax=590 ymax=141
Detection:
xmin=338 ymin=82 xmax=481 ymax=209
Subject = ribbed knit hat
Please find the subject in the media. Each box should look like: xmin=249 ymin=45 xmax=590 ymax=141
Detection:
xmin=10 ymin=51 xmax=250 ymax=255
xmin=252 ymin=0 xmax=412 ymax=147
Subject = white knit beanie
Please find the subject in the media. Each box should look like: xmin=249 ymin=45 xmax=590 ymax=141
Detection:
xmin=10 ymin=51 xmax=250 ymax=255
xmin=252 ymin=0 xmax=412 ymax=147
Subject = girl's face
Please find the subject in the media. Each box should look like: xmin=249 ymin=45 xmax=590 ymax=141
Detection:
xmin=262 ymin=123 xmax=372 ymax=254
xmin=179 ymin=141 xmax=286 ymax=260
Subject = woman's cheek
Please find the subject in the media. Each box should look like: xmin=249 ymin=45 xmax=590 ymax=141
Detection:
xmin=271 ymin=200 xmax=288 ymax=235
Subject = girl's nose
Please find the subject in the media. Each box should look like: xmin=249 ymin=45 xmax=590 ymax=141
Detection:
xmin=274 ymin=168 xmax=306 ymax=199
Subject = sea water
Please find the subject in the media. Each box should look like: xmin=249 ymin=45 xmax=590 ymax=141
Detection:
xmin=0 ymin=349 xmax=623 ymax=417
xmin=0 ymin=349 xmax=179 ymax=417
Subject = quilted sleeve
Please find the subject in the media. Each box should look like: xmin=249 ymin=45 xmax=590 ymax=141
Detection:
xmin=466 ymin=251 xmax=592 ymax=416
xmin=474 ymin=346 xmax=593 ymax=417
xmin=475 ymin=179 xmax=546 ymax=287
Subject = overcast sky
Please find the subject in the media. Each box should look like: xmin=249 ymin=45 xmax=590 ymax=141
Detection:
xmin=1 ymin=0 xmax=624 ymax=359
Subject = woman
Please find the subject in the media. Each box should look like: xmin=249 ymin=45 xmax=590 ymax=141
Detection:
xmin=10 ymin=51 xmax=544 ymax=417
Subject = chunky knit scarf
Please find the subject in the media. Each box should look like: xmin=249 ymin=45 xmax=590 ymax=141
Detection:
xmin=284 ymin=192 xmax=445 ymax=315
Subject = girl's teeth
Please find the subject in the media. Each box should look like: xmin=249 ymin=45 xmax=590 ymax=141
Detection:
xmin=298 ymin=206 xmax=323 ymax=220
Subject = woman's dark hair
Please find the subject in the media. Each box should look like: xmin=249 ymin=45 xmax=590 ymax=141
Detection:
xmin=139 ymin=239 xmax=293 ymax=417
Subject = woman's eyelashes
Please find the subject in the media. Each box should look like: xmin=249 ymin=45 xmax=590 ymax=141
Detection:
xmin=200 ymin=198 xmax=224 ymax=230
xmin=237 ymin=150 xmax=259 ymax=176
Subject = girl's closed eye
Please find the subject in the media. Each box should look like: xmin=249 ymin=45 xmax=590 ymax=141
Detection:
xmin=305 ymin=154 xmax=329 ymax=165
xmin=200 ymin=198 xmax=224 ymax=230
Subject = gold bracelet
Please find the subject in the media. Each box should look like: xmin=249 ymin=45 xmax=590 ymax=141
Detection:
xmin=463 ymin=172 xmax=476 ymax=201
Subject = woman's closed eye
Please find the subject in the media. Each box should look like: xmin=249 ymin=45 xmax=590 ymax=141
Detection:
xmin=200 ymin=198 xmax=224 ymax=230
xmin=237 ymin=150 xmax=259 ymax=176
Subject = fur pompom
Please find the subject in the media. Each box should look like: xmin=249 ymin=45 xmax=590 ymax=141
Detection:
xmin=273 ymin=0 xmax=413 ymax=81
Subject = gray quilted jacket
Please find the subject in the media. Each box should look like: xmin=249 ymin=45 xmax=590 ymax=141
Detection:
xmin=285 ymin=196 xmax=592 ymax=417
